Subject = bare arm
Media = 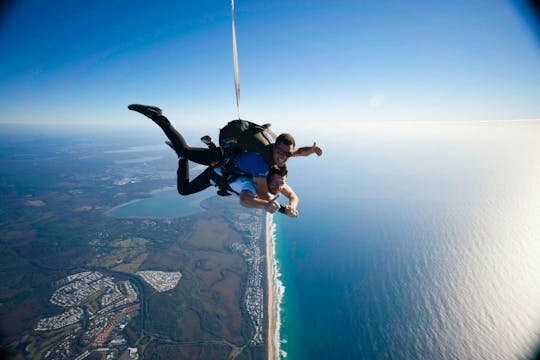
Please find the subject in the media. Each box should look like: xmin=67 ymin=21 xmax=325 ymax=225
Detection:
xmin=293 ymin=142 xmax=323 ymax=157
xmin=280 ymin=184 xmax=299 ymax=217
xmin=239 ymin=190 xmax=280 ymax=214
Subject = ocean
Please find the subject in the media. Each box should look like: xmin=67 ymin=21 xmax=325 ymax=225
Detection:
xmin=273 ymin=121 xmax=540 ymax=359
xmin=103 ymin=121 xmax=540 ymax=359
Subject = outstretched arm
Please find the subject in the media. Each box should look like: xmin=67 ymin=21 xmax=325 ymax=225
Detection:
xmin=239 ymin=190 xmax=280 ymax=214
xmin=293 ymin=142 xmax=323 ymax=157
xmin=280 ymin=184 xmax=299 ymax=217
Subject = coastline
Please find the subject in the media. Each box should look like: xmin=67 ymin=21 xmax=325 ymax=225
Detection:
xmin=266 ymin=213 xmax=276 ymax=360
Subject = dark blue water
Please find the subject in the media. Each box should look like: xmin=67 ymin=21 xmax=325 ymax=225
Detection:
xmin=274 ymin=122 xmax=540 ymax=359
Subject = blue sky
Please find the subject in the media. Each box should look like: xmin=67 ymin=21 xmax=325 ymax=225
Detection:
xmin=0 ymin=0 xmax=538 ymax=130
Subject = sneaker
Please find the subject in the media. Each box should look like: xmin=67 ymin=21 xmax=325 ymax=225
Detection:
xmin=200 ymin=135 xmax=216 ymax=148
xmin=127 ymin=104 xmax=163 ymax=119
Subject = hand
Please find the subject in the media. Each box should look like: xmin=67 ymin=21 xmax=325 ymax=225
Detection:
xmin=264 ymin=194 xmax=280 ymax=214
xmin=312 ymin=142 xmax=323 ymax=156
xmin=284 ymin=205 xmax=299 ymax=217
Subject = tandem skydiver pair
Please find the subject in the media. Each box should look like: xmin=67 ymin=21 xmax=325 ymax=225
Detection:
xmin=128 ymin=104 xmax=322 ymax=217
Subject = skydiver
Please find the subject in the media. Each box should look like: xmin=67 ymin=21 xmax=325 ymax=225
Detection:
xmin=188 ymin=163 xmax=297 ymax=216
xmin=265 ymin=165 xmax=298 ymax=217
xmin=127 ymin=104 xmax=322 ymax=200
xmin=178 ymin=154 xmax=297 ymax=216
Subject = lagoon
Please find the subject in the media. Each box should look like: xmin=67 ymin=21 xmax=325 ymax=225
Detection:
xmin=108 ymin=186 xmax=213 ymax=219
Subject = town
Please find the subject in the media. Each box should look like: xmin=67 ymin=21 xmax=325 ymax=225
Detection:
xmin=135 ymin=270 xmax=182 ymax=292
xmin=35 ymin=271 xmax=141 ymax=360
xmin=230 ymin=211 xmax=266 ymax=345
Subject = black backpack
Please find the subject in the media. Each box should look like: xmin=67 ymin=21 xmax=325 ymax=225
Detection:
xmin=213 ymin=120 xmax=276 ymax=196
xmin=219 ymin=120 xmax=276 ymax=160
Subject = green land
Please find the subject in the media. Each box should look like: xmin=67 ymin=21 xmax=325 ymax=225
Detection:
xmin=0 ymin=132 xmax=267 ymax=360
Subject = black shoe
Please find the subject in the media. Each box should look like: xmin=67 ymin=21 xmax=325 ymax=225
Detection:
xmin=128 ymin=104 xmax=163 ymax=119
xmin=200 ymin=135 xmax=217 ymax=148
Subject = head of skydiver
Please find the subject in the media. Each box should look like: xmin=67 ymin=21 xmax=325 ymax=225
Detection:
xmin=272 ymin=133 xmax=295 ymax=168
xmin=267 ymin=165 xmax=288 ymax=195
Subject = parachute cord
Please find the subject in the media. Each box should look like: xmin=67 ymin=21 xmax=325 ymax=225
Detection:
xmin=231 ymin=0 xmax=241 ymax=120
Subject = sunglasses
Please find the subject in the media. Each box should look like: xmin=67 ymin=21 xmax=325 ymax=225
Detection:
xmin=275 ymin=148 xmax=293 ymax=158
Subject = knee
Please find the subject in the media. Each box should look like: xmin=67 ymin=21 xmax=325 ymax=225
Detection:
xmin=177 ymin=186 xmax=190 ymax=196
xmin=177 ymin=179 xmax=189 ymax=196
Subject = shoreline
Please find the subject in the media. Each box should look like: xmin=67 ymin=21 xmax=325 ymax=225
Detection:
xmin=105 ymin=186 xmax=209 ymax=219
xmin=104 ymin=185 xmax=176 ymax=215
xmin=266 ymin=213 xmax=276 ymax=360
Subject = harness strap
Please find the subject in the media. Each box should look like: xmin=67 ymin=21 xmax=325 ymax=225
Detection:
xmin=213 ymin=160 xmax=247 ymax=196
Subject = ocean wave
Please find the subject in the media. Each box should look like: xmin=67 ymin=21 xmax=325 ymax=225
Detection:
xmin=270 ymin=221 xmax=286 ymax=359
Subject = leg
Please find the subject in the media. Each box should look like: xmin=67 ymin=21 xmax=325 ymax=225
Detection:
xmin=177 ymin=159 xmax=219 ymax=196
xmin=128 ymin=104 xmax=223 ymax=165
xmin=159 ymin=119 xmax=222 ymax=165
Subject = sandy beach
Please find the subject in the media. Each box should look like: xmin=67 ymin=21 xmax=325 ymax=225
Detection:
xmin=266 ymin=213 xmax=276 ymax=360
